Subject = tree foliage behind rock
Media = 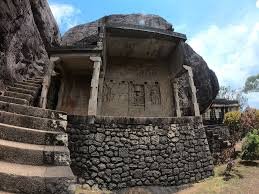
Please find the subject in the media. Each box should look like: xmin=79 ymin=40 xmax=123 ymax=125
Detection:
xmin=244 ymin=74 xmax=259 ymax=93
xmin=217 ymin=86 xmax=248 ymax=110
xmin=224 ymin=108 xmax=259 ymax=143
xmin=240 ymin=108 xmax=259 ymax=135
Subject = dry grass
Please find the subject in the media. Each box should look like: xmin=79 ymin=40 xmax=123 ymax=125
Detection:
xmin=177 ymin=159 xmax=259 ymax=194
xmin=75 ymin=185 xmax=111 ymax=194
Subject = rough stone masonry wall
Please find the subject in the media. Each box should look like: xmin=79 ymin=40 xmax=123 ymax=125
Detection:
xmin=67 ymin=116 xmax=214 ymax=190
xmin=205 ymin=125 xmax=235 ymax=164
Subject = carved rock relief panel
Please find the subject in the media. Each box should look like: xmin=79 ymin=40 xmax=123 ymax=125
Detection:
xmin=102 ymin=80 xmax=162 ymax=116
xmin=176 ymin=73 xmax=193 ymax=116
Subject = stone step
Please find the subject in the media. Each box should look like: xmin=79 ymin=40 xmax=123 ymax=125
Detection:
xmin=7 ymin=86 xmax=37 ymax=96
xmin=0 ymin=123 xmax=68 ymax=146
xmin=0 ymin=96 xmax=29 ymax=105
xmin=3 ymin=91 xmax=33 ymax=102
xmin=0 ymin=111 xmax=67 ymax=132
xmin=14 ymin=83 xmax=39 ymax=91
xmin=16 ymin=81 xmax=41 ymax=88
xmin=34 ymin=76 xmax=44 ymax=79
xmin=0 ymin=191 xmax=15 ymax=194
xmin=27 ymin=78 xmax=43 ymax=82
xmin=0 ymin=160 xmax=75 ymax=194
xmin=0 ymin=101 xmax=67 ymax=121
xmin=0 ymin=139 xmax=70 ymax=166
xmin=24 ymin=79 xmax=42 ymax=84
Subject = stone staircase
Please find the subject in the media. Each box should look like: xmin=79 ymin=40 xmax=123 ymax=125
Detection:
xmin=0 ymin=78 xmax=75 ymax=194
xmin=205 ymin=125 xmax=234 ymax=164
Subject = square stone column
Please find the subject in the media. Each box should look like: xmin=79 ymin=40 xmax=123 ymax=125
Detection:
xmin=40 ymin=57 xmax=60 ymax=109
xmin=88 ymin=57 xmax=102 ymax=116
xmin=173 ymin=82 xmax=181 ymax=117
xmin=183 ymin=65 xmax=200 ymax=116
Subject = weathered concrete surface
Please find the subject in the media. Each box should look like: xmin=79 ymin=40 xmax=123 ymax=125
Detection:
xmin=62 ymin=14 xmax=219 ymax=113
xmin=0 ymin=0 xmax=60 ymax=91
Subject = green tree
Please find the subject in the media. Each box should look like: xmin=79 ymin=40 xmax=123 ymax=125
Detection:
xmin=217 ymin=86 xmax=248 ymax=110
xmin=244 ymin=74 xmax=259 ymax=93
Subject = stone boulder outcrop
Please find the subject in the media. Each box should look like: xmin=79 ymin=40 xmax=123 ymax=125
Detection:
xmin=62 ymin=14 xmax=219 ymax=113
xmin=183 ymin=43 xmax=219 ymax=113
xmin=29 ymin=0 xmax=61 ymax=48
xmin=62 ymin=14 xmax=173 ymax=46
xmin=0 ymin=0 xmax=60 ymax=91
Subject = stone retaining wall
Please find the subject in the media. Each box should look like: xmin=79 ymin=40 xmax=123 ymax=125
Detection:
xmin=205 ymin=125 xmax=235 ymax=164
xmin=67 ymin=116 xmax=214 ymax=190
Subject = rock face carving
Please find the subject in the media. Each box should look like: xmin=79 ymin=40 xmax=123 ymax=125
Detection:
xmin=0 ymin=0 xmax=60 ymax=91
xmin=62 ymin=14 xmax=219 ymax=113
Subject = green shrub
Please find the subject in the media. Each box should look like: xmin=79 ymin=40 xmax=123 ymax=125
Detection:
xmin=241 ymin=129 xmax=259 ymax=160
xmin=224 ymin=111 xmax=241 ymax=128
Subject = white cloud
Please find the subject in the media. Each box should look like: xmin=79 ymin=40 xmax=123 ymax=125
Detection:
xmin=188 ymin=12 xmax=259 ymax=108
xmin=49 ymin=3 xmax=80 ymax=33
xmin=256 ymin=0 xmax=259 ymax=8
xmin=189 ymin=22 xmax=259 ymax=90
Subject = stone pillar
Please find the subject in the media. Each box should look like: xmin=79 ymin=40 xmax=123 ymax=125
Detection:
xmin=88 ymin=57 xmax=102 ymax=116
xmin=183 ymin=65 xmax=200 ymax=116
xmin=40 ymin=57 xmax=60 ymax=109
xmin=173 ymin=82 xmax=181 ymax=117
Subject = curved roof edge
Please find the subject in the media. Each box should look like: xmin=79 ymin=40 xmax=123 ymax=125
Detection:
xmin=105 ymin=23 xmax=187 ymax=41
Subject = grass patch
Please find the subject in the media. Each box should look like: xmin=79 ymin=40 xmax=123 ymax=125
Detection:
xmin=75 ymin=185 xmax=111 ymax=194
xmin=177 ymin=159 xmax=259 ymax=194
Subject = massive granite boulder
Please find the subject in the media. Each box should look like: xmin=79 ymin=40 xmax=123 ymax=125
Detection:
xmin=62 ymin=14 xmax=219 ymax=113
xmin=183 ymin=43 xmax=219 ymax=113
xmin=29 ymin=0 xmax=61 ymax=48
xmin=62 ymin=14 xmax=173 ymax=46
xmin=0 ymin=0 xmax=60 ymax=91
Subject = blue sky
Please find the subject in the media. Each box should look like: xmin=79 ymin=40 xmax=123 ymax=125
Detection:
xmin=48 ymin=0 xmax=259 ymax=108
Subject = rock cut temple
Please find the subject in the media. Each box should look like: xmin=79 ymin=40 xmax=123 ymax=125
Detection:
xmin=45 ymin=24 xmax=200 ymax=118
xmin=41 ymin=22 xmax=214 ymax=190
xmin=0 ymin=2 xmax=217 ymax=191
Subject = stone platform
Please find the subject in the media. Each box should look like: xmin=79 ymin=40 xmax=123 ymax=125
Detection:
xmin=67 ymin=115 xmax=214 ymax=190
